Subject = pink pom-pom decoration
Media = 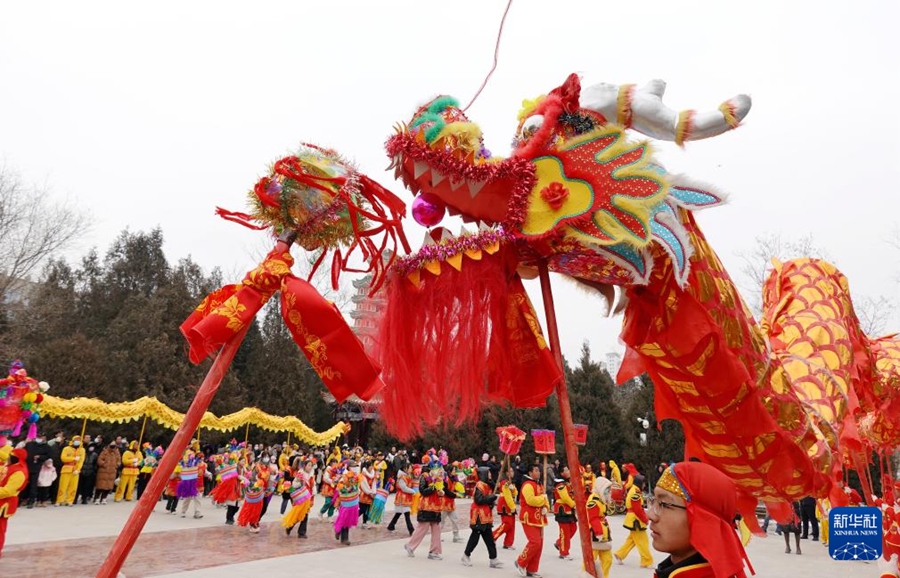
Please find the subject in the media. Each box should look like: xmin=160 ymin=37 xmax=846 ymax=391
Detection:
xmin=411 ymin=193 xmax=446 ymax=227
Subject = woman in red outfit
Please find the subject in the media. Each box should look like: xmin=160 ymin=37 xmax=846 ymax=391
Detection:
xmin=649 ymin=461 xmax=754 ymax=578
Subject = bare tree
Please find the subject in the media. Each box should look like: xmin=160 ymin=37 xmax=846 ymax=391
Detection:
xmin=736 ymin=232 xmax=895 ymax=335
xmin=737 ymin=233 xmax=829 ymax=317
xmin=888 ymin=224 xmax=900 ymax=286
xmin=854 ymin=295 xmax=893 ymax=337
xmin=0 ymin=166 xmax=88 ymax=303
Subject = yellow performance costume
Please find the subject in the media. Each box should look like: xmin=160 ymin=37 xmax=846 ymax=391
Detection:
xmin=609 ymin=461 xmax=622 ymax=485
xmin=582 ymin=465 xmax=596 ymax=493
xmin=278 ymin=450 xmax=290 ymax=474
xmin=818 ymin=498 xmax=830 ymax=546
xmin=115 ymin=441 xmax=142 ymax=502
xmin=56 ymin=436 xmax=85 ymax=505
xmin=587 ymin=478 xmax=613 ymax=578
xmin=614 ymin=484 xmax=652 ymax=568
xmin=374 ymin=457 xmax=388 ymax=487
xmin=1 ymin=447 xmax=29 ymax=558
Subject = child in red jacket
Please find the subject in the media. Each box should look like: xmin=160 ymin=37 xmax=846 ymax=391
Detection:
xmin=164 ymin=469 xmax=180 ymax=514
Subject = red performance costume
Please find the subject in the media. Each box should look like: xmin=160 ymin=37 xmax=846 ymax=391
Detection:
xmin=493 ymin=476 xmax=518 ymax=549
xmin=516 ymin=474 xmax=549 ymax=576
xmin=553 ymin=476 xmax=577 ymax=559
xmin=0 ymin=447 xmax=28 ymax=558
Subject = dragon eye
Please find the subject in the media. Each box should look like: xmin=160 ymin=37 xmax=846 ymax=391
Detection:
xmin=520 ymin=114 xmax=544 ymax=139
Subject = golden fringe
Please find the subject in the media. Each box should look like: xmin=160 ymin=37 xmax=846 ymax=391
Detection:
xmin=718 ymin=101 xmax=740 ymax=129
xmin=616 ymin=84 xmax=635 ymax=127
xmin=675 ymin=109 xmax=695 ymax=147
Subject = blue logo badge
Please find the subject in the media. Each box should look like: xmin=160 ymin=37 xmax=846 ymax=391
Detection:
xmin=829 ymin=506 xmax=882 ymax=561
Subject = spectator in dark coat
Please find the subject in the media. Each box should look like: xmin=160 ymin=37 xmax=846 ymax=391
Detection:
xmin=799 ymin=496 xmax=818 ymax=541
xmin=488 ymin=455 xmax=501 ymax=481
xmin=23 ymin=434 xmax=52 ymax=508
xmin=48 ymin=433 xmax=64 ymax=504
xmin=78 ymin=442 xmax=100 ymax=504
xmin=513 ymin=455 xmax=528 ymax=491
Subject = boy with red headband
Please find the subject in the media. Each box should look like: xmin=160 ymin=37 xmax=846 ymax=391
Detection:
xmin=649 ymin=461 xmax=754 ymax=578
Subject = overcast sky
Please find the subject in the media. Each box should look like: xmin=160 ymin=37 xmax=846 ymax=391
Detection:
xmin=2 ymin=1 xmax=898 ymax=369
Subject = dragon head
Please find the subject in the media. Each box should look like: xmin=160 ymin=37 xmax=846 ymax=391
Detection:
xmin=386 ymin=74 xmax=750 ymax=292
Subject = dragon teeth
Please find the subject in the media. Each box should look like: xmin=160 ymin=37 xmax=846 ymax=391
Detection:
xmin=450 ymin=178 xmax=465 ymax=192
xmin=467 ymin=180 xmax=485 ymax=198
xmin=431 ymin=171 xmax=446 ymax=187
xmin=413 ymin=161 xmax=429 ymax=179
xmin=458 ymin=224 xmax=472 ymax=237
xmin=440 ymin=228 xmax=454 ymax=241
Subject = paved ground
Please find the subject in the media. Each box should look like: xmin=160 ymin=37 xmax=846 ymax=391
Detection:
xmin=0 ymin=496 xmax=877 ymax=578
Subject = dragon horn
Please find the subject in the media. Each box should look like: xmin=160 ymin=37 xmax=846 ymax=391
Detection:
xmin=580 ymin=79 xmax=751 ymax=146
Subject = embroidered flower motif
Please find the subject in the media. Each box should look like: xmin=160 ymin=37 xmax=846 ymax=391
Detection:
xmin=540 ymin=182 xmax=569 ymax=210
xmin=214 ymin=296 xmax=248 ymax=331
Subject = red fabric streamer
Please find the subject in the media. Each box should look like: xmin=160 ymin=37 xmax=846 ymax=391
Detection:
xmin=281 ymin=276 xmax=384 ymax=402
xmin=214 ymin=208 xmax=269 ymax=230
xmin=375 ymin=244 xmax=561 ymax=440
xmin=180 ymin=247 xmax=381 ymax=402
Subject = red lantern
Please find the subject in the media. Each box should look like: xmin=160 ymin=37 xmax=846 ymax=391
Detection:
xmin=496 ymin=425 xmax=526 ymax=455
xmin=531 ymin=429 xmax=556 ymax=454
xmin=574 ymin=423 xmax=588 ymax=445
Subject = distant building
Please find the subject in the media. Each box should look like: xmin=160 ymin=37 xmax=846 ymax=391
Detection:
xmin=0 ymin=274 xmax=39 ymax=307
xmin=325 ymin=272 xmax=387 ymax=447
xmin=349 ymin=274 xmax=385 ymax=353
xmin=320 ymin=391 xmax=380 ymax=447
xmin=605 ymin=352 xmax=622 ymax=381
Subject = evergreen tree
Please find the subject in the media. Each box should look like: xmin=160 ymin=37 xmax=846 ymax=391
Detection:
xmin=566 ymin=342 xmax=627 ymax=467
xmin=621 ymin=374 xmax=685 ymax=484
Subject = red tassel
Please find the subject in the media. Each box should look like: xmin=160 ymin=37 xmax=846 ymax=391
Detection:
xmin=215 ymin=207 xmax=268 ymax=230
xmin=375 ymin=245 xmax=560 ymax=440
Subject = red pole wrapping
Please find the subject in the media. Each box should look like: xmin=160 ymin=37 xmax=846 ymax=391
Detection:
xmin=96 ymin=325 xmax=250 ymax=577
xmin=537 ymin=260 xmax=598 ymax=577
